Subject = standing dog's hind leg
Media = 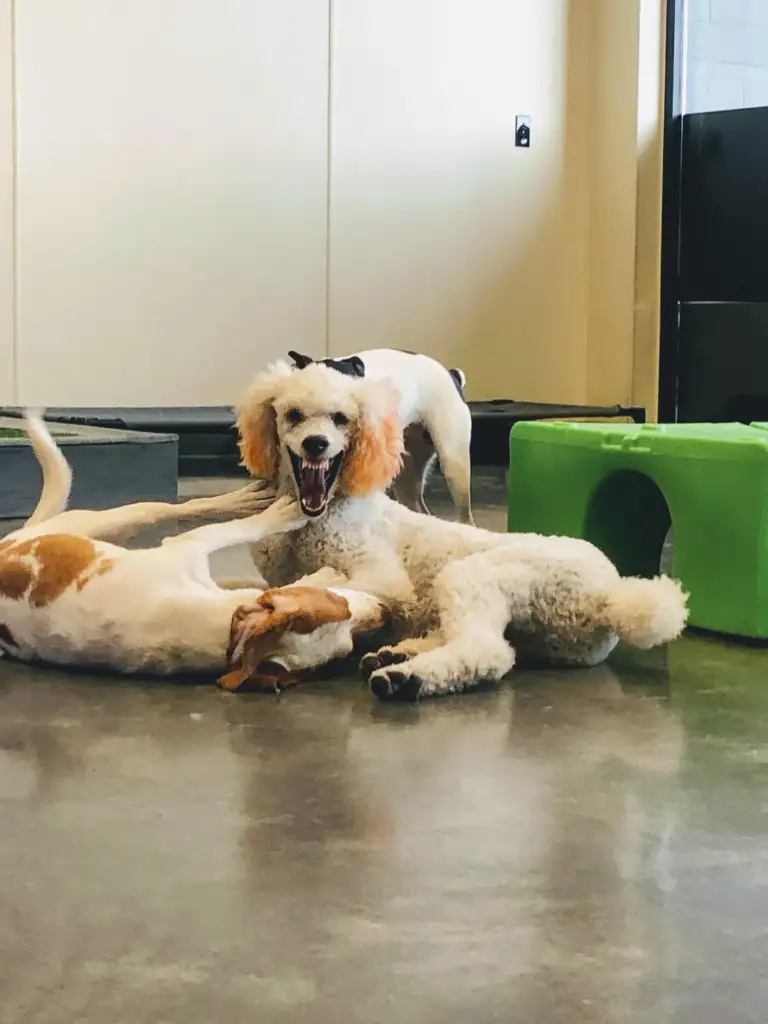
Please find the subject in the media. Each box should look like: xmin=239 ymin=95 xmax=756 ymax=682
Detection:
xmin=424 ymin=400 xmax=473 ymax=524
xmin=390 ymin=426 xmax=435 ymax=515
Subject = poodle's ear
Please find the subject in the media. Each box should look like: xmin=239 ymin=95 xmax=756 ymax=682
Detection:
xmin=342 ymin=378 xmax=404 ymax=496
xmin=236 ymin=362 xmax=292 ymax=479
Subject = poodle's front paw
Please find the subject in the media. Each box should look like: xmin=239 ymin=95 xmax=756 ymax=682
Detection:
xmin=369 ymin=665 xmax=424 ymax=702
xmin=369 ymin=656 xmax=475 ymax=700
xmin=360 ymin=652 xmax=381 ymax=679
xmin=360 ymin=647 xmax=409 ymax=680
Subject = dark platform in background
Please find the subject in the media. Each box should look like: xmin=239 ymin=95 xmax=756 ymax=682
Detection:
xmin=0 ymin=419 xmax=178 ymax=520
xmin=469 ymin=400 xmax=644 ymax=465
xmin=1 ymin=402 xmax=645 ymax=475
xmin=671 ymin=106 xmax=768 ymax=422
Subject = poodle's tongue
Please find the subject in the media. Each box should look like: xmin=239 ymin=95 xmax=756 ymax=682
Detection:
xmin=300 ymin=463 xmax=327 ymax=511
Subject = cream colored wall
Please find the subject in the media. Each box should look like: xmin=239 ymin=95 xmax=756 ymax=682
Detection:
xmin=0 ymin=0 xmax=13 ymax=404
xmin=584 ymin=0 xmax=642 ymax=408
xmin=0 ymin=0 xmax=665 ymax=411
xmin=14 ymin=0 xmax=329 ymax=406
xmin=329 ymin=0 xmax=590 ymax=404
xmin=584 ymin=0 xmax=666 ymax=418
xmin=329 ymin=0 xmax=664 ymax=410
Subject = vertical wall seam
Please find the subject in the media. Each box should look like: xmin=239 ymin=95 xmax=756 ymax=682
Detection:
xmin=585 ymin=0 xmax=596 ymax=405
xmin=324 ymin=0 xmax=333 ymax=358
xmin=9 ymin=0 xmax=17 ymax=402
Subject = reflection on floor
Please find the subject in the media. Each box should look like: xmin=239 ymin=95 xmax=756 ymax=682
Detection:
xmin=1 ymin=473 xmax=768 ymax=1023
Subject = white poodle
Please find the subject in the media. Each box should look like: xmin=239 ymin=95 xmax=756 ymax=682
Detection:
xmin=237 ymin=361 xmax=688 ymax=701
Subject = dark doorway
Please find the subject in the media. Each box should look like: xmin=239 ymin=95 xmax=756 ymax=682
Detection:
xmin=584 ymin=471 xmax=671 ymax=579
xmin=660 ymin=0 xmax=768 ymax=423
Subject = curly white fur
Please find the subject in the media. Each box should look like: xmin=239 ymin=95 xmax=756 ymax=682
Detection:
xmin=238 ymin=368 xmax=689 ymax=700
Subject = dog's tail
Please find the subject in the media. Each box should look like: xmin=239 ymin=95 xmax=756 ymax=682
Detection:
xmin=448 ymin=367 xmax=466 ymax=395
xmin=601 ymin=575 xmax=688 ymax=649
xmin=22 ymin=410 xmax=73 ymax=526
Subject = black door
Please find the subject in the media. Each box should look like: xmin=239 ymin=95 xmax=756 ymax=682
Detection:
xmin=660 ymin=0 xmax=768 ymax=423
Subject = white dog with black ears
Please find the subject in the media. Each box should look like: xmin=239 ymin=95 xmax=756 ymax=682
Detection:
xmin=237 ymin=361 xmax=689 ymax=701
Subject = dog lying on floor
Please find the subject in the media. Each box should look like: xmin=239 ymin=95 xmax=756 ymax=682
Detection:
xmin=236 ymin=361 xmax=689 ymax=701
xmin=287 ymin=348 xmax=474 ymax=523
xmin=0 ymin=415 xmax=388 ymax=687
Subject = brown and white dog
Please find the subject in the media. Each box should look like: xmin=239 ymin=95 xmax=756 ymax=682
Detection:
xmin=0 ymin=414 xmax=388 ymax=686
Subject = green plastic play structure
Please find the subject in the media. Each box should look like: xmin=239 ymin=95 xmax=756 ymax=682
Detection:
xmin=508 ymin=421 xmax=768 ymax=639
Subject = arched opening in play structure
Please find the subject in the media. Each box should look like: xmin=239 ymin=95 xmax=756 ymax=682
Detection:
xmin=584 ymin=471 xmax=672 ymax=579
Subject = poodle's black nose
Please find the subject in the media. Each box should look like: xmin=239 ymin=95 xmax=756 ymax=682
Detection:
xmin=302 ymin=435 xmax=329 ymax=459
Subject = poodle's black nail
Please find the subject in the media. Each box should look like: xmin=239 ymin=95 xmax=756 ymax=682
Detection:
xmin=378 ymin=650 xmax=408 ymax=668
xmin=379 ymin=670 xmax=423 ymax=702
xmin=360 ymin=654 xmax=381 ymax=679
xmin=400 ymin=675 xmax=424 ymax=702
xmin=370 ymin=673 xmax=394 ymax=699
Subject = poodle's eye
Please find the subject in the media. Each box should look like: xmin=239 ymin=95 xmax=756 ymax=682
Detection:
xmin=332 ymin=412 xmax=349 ymax=427
xmin=286 ymin=408 xmax=305 ymax=425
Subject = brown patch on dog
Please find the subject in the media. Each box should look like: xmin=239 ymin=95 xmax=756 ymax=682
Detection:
xmin=261 ymin=587 xmax=352 ymax=635
xmin=77 ymin=558 xmax=115 ymax=591
xmin=0 ymin=622 xmax=18 ymax=648
xmin=0 ymin=547 xmax=36 ymax=600
xmin=219 ymin=660 xmax=300 ymax=694
xmin=220 ymin=586 xmax=351 ymax=692
xmin=252 ymin=660 xmax=302 ymax=691
xmin=0 ymin=534 xmax=110 ymax=607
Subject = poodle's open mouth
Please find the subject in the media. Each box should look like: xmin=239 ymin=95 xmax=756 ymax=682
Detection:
xmin=288 ymin=450 xmax=344 ymax=517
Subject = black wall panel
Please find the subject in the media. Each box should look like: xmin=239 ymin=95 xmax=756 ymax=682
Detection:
xmin=681 ymin=108 xmax=768 ymax=303
xmin=678 ymin=302 xmax=768 ymax=422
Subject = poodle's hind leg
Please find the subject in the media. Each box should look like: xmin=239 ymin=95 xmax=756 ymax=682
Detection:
xmin=368 ymin=552 xmax=533 ymax=700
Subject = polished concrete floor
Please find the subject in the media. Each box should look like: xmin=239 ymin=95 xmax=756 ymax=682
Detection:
xmin=2 ymin=476 xmax=768 ymax=1022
